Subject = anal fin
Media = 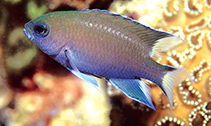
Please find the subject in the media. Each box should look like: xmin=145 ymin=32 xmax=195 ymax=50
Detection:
xmin=109 ymin=78 xmax=155 ymax=110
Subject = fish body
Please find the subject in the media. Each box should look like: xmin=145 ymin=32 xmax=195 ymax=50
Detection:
xmin=23 ymin=9 xmax=192 ymax=114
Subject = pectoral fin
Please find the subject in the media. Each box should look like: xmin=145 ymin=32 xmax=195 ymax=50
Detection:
xmin=109 ymin=78 xmax=155 ymax=110
xmin=64 ymin=48 xmax=101 ymax=92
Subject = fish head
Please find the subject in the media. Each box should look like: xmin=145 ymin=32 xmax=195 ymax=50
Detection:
xmin=23 ymin=13 xmax=66 ymax=56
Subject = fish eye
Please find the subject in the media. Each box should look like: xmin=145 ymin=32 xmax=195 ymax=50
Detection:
xmin=33 ymin=22 xmax=49 ymax=37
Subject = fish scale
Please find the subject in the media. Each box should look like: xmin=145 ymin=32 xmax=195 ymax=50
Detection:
xmin=69 ymin=17 xmax=140 ymax=78
xmin=23 ymin=9 xmax=193 ymax=115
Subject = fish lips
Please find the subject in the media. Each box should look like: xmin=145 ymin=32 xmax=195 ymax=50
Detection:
xmin=23 ymin=22 xmax=34 ymax=40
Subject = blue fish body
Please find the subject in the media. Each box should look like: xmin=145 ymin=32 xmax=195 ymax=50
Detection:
xmin=23 ymin=9 xmax=193 ymax=115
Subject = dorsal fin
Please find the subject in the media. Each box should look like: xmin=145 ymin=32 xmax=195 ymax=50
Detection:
xmin=79 ymin=9 xmax=184 ymax=61
xmin=79 ymin=9 xmax=171 ymax=40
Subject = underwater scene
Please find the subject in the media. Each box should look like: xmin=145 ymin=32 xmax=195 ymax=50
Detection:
xmin=0 ymin=0 xmax=211 ymax=126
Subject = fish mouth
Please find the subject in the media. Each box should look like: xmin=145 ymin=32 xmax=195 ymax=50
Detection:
xmin=23 ymin=28 xmax=30 ymax=39
xmin=23 ymin=23 xmax=33 ymax=40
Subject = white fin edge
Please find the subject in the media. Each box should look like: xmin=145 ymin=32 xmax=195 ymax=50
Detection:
xmin=161 ymin=67 xmax=193 ymax=116
xmin=151 ymin=36 xmax=184 ymax=61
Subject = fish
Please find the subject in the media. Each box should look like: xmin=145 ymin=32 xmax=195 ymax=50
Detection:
xmin=23 ymin=9 xmax=193 ymax=115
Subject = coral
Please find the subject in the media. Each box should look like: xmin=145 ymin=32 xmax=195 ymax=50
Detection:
xmin=167 ymin=48 xmax=196 ymax=67
xmin=47 ymin=0 xmax=95 ymax=10
xmin=0 ymin=40 xmax=13 ymax=112
xmin=178 ymin=80 xmax=202 ymax=106
xmin=155 ymin=116 xmax=185 ymax=126
xmin=1 ymin=0 xmax=211 ymax=125
xmin=164 ymin=0 xmax=180 ymax=19
xmin=158 ymin=92 xmax=177 ymax=110
xmin=48 ymin=79 xmax=111 ymax=126
xmin=109 ymin=0 xmax=168 ymax=27
xmin=4 ymin=0 xmax=21 ymax=4
xmin=4 ymin=73 xmax=84 ymax=126
xmin=0 ymin=6 xmax=8 ymax=37
xmin=188 ymin=101 xmax=211 ymax=126
xmin=185 ymin=18 xmax=207 ymax=33
xmin=184 ymin=0 xmax=203 ymax=16
xmin=46 ymin=0 xmax=113 ymax=10
xmin=3 ymin=72 xmax=110 ymax=126
xmin=27 ymin=1 xmax=48 ymax=19
xmin=4 ymin=27 xmax=38 ymax=73
xmin=0 ymin=0 xmax=112 ymax=125
xmin=108 ymin=0 xmax=211 ymax=126
xmin=205 ymin=76 xmax=211 ymax=98
xmin=49 ymin=0 xmax=93 ymax=10
xmin=190 ymin=59 xmax=211 ymax=82
xmin=163 ymin=5 xmax=211 ymax=125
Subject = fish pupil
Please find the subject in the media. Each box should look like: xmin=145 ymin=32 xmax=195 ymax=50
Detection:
xmin=35 ymin=25 xmax=45 ymax=34
xmin=34 ymin=23 xmax=49 ymax=37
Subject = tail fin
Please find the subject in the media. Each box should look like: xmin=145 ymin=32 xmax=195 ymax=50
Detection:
xmin=159 ymin=66 xmax=193 ymax=116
